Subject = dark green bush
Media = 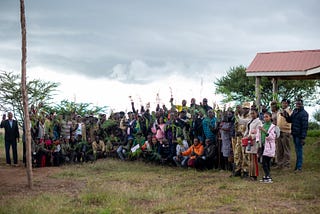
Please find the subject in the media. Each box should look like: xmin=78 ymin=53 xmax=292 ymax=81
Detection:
xmin=307 ymin=130 xmax=320 ymax=137
xmin=308 ymin=122 xmax=320 ymax=130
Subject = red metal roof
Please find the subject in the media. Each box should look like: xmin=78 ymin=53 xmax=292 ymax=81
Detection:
xmin=246 ymin=49 xmax=320 ymax=73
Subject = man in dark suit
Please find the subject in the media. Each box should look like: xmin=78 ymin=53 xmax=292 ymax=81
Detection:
xmin=1 ymin=112 xmax=20 ymax=166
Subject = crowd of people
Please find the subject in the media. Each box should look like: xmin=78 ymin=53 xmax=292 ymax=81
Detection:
xmin=1 ymin=97 xmax=309 ymax=183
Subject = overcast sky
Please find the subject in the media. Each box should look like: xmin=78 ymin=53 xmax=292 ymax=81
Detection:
xmin=0 ymin=0 xmax=319 ymax=112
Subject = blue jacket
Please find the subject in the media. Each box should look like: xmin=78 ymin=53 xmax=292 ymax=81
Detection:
xmin=286 ymin=107 xmax=309 ymax=139
xmin=202 ymin=116 xmax=217 ymax=142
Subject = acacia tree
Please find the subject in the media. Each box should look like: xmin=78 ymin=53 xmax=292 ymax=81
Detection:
xmin=0 ymin=70 xmax=59 ymax=127
xmin=215 ymin=65 xmax=320 ymax=106
xmin=214 ymin=65 xmax=255 ymax=103
xmin=46 ymin=99 xmax=108 ymax=116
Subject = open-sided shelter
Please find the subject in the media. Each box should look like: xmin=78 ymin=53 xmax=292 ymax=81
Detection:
xmin=246 ymin=49 xmax=320 ymax=107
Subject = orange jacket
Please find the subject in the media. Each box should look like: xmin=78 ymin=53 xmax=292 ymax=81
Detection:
xmin=182 ymin=143 xmax=204 ymax=159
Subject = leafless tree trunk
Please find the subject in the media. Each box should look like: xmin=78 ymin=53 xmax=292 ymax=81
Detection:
xmin=20 ymin=0 xmax=33 ymax=189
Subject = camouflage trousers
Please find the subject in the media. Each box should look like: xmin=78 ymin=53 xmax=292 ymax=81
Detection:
xmin=232 ymin=136 xmax=249 ymax=173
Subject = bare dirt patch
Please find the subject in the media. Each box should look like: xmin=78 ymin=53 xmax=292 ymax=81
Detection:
xmin=0 ymin=159 xmax=84 ymax=199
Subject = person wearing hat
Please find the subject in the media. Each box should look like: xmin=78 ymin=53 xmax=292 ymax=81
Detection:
xmin=231 ymin=102 xmax=251 ymax=178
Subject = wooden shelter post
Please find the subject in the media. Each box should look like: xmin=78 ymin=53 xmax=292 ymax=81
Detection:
xmin=272 ymin=78 xmax=278 ymax=100
xmin=255 ymin=76 xmax=261 ymax=109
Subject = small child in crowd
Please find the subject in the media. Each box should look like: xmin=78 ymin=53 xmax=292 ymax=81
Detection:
xmin=257 ymin=112 xmax=277 ymax=183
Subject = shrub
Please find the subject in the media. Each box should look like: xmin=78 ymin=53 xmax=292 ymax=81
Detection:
xmin=308 ymin=122 xmax=320 ymax=130
xmin=307 ymin=130 xmax=320 ymax=138
xmin=313 ymin=109 xmax=320 ymax=123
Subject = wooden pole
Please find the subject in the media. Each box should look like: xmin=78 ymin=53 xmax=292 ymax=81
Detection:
xmin=20 ymin=0 xmax=33 ymax=189
xmin=255 ymin=76 xmax=261 ymax=109
xmin=272 ymin=77 xmax=278 ymax=100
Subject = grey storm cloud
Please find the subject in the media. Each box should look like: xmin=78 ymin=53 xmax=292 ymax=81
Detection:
xmin=0 ymin=0 xmax=319 ymax=83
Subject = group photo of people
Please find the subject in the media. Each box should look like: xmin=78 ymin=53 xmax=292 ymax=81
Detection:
xmin=1 ymin=96 xmax=308 ymax=184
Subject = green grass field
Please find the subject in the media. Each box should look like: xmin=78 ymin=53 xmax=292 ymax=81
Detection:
xmin=0 ymin=135 xmax=319 ymax=214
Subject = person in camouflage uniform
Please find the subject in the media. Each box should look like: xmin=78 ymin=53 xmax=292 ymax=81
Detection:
xmin=92 ymin=135 xmax=106 ymax=159
xmin=60 ymin=137 xmax=73 ymax=163
xmin=231 ymin=103 xmax=251 ymax=177
xmin=105 ymin=133 xmax=120 ymax=158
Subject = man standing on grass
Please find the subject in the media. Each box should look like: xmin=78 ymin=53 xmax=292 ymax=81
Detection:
xmin=1 ymin=112 xmax=20 ymax=166
xmin=276 ymin=99 xmax=292 ymax=169
xmin=281 ymin=99 xmax=308 ymax=172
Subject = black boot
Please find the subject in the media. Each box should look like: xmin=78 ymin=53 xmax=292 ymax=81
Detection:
xmin=242 ymin=171 xmax=249 ymax=179
xmin=234 ymin=170 xmax=241 ymax=177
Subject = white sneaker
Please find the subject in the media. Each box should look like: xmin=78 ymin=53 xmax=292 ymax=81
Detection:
xmin=259 ymin=176 xmax=266 ymax=182
xmin=264 ymin=177 xmax=273 ymax=183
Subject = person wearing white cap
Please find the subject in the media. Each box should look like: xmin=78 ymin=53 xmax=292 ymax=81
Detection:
xmin=231 ymin=102 xmax=251 ymax=178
